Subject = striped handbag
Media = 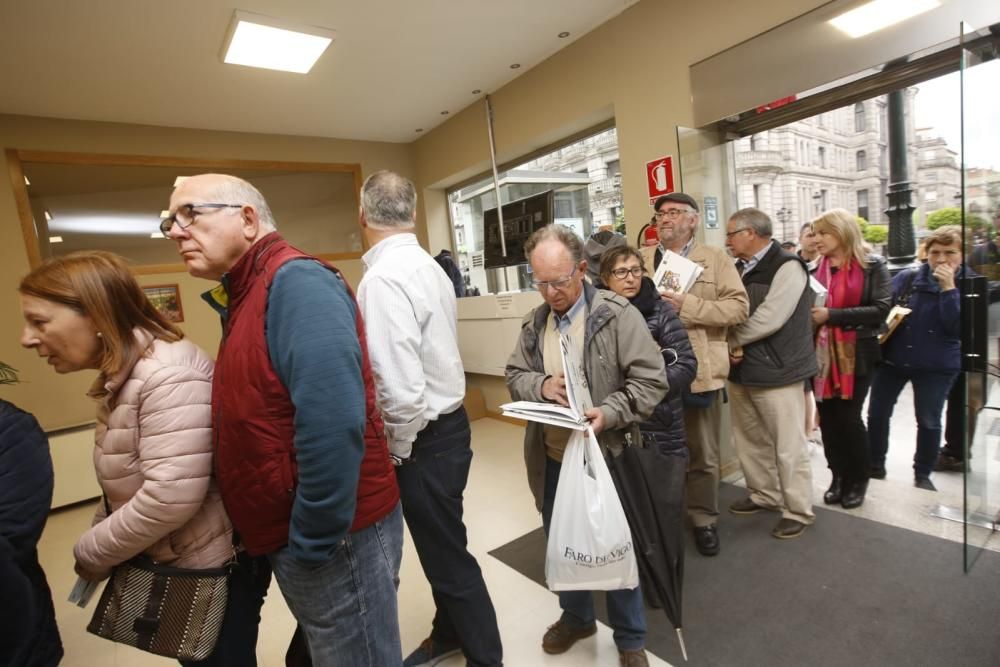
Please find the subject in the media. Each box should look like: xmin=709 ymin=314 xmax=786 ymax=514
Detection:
xmin=87 ymin=555 xmax=229 ymax=660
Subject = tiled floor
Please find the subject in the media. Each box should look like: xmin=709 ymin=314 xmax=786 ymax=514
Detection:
xmin=37 ymin=383 xmax=996 ymax=666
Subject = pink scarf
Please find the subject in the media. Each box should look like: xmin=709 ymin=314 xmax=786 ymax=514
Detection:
xmin=814 ymin=256 xmax=864 ymax=400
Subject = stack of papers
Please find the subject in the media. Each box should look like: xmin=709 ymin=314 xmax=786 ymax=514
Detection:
xmin=653 ymin=250 xmax=704 ymax=294
xmin=809 ymin=275 xmax=828 ymax=307
xmin=501 ymin=334 xmax=594 ymax=430
xmin=878 ymin=305 xmax=912 ymax=344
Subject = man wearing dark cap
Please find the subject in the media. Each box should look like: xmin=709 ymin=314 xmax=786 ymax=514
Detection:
xmin=640 ymin=192 xmax=748 ymax=557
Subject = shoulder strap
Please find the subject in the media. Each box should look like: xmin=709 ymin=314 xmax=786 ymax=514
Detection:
xmin=897 ymin=267 xmax=918 ymax=308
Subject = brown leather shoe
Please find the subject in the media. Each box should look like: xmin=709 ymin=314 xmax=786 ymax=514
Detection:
xmin=541 ymin=619 xmax=597 ymax=654
xmin=619 ymin=648 xmax=650 ymax=666
xmin=729 ymin=497 xmax=772 ymax=515
xmin=772 ymin=518 xmax=808 ymax=539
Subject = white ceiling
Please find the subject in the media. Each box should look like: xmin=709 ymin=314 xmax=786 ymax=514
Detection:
xmin=0 ymin=0 xmax=637 ymax=143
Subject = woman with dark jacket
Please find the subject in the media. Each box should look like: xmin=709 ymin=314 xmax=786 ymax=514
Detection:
xmin=599 ymin=246 xmax=698 ymax=452
xmin=867 ymin=226 xmax=965 ymax=491
xmin=811 ymin=209 xmax=891 ymax=510
xmin=0 ymin=376 xmax=63 ymax=667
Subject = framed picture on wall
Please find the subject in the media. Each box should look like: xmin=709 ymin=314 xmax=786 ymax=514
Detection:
xmin=143 ymin=284 xmax=184 ymax=323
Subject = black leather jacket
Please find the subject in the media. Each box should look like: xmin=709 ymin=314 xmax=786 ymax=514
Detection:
xmin=628 ymin=278 xmax=698 ymax=451
xmin=823 ymin=254 xmax=892 ymax=377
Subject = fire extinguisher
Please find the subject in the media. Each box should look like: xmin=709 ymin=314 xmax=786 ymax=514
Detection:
xmin=637 ymin=219 xmax=659 ymax=248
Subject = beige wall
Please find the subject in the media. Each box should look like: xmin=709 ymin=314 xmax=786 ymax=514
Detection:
xmin=0 ymin=113 xmax=413 ymax=430
xmin=412 ymin=0 xmax=827 ymax=246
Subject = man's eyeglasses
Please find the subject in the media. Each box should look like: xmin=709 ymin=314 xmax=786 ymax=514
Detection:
xmin=654 ymin=208 xmax=692 ymax=221
xmin=160 ymin=203 xmax=242 ymax=235
xmin=725 ymin=227 xmax=751 ymax=238
xmin=532 ymin=267 xmax=579 ymax=291
xmin=610 ymin=266 xmax=644 ymax=280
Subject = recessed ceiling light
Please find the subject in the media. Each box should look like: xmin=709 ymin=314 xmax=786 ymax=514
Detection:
xmin=222 ymin=10 xmax=335 ymax=74
xmin=49 ymin=236 xmax=63 ymax=243
xmin=44 ymin=210 xmax=52 ymax=221
xmin=440 ymin=110 xmax=449 ymax=115
xmin=173 ymin=176 xmax=187 ymax=187
xmin=829 ymin=0 xmax=940 ymax=38
xmin=415 ymin=128 xmax=423 ymax=133
xmin=23 ymin=175 xmax=30 ymax=186
xmin=150 ymin=232 xmax=165 ymax=239
xmin=510 ymin=63 xmax=521 ymax=69
xmin=472 ymin=89 xmax=481 ymax=94
xmin=558 ymin=31 xmax=570 ymax=38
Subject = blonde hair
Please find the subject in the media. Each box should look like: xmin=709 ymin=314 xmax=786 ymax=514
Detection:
xmin=811 ymin=208 xmax=869 ymax=268
xmin=19 ymin=252 xmax=183 ymax=376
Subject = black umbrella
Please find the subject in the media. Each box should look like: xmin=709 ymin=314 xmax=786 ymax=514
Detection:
xmin=606 ymin=440 xmax=688 ymax=661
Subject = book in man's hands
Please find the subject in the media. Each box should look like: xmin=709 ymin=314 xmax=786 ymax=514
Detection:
xmin=501 ymin=333 xmax=594 ymax=430
xmin=653 ymin=250 xmax=704 ymax=294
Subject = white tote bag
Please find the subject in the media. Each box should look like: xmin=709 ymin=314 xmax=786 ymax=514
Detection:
xmin=545 ymin=426 xmax=639 ymax=591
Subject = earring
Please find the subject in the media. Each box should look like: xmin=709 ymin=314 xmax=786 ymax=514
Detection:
xmin=96 ymin=332 xmax=103 ymax=338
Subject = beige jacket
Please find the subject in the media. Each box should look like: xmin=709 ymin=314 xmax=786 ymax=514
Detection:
xmin=641 ymin=241 xmax=748 ymax=392
xmin=74 ymin=331 xmax=232 ymax=576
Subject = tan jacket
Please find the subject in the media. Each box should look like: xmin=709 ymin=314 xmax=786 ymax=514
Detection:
xmin=641 ymin=241 xmax=748 ymax=392
xmin=74 ymin=331 xmax=233 ymax=576
xmin=505 ymin=283 xmax=668 ymax=510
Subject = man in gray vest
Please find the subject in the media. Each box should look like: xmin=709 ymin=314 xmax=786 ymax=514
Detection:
xmin=724 ymin=208 xmax=817 ymax=539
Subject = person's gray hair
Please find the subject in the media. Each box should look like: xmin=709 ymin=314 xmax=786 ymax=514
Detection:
xmin=213 ymin=176 xmax=277 ymax=231
xmin=361 ymin=170 xmax=417 ymax=230
xmin=730 ymin=207 xmax=773 ymax=238
xmin=523 ymin=224 xmax=584 ymax=264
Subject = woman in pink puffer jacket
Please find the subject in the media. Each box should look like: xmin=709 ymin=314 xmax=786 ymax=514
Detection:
xmin=19 ymin=251 xmax=266 ymax=665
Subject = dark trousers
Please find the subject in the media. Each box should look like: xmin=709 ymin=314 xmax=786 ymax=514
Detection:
xmin=867 ymin=364 xmax=958 ymax=478
xmin=541 ymin=456 xmax=646 ymax=651
xmin=943 ymin=373 xmax=965 ymax=459
xmin=182 ymin=550 xmax=272 ymax=667
xmin=817 ymin=374 xmax=873 ymax=483
xmin=395 ymin=406 xmax=503 ymax=667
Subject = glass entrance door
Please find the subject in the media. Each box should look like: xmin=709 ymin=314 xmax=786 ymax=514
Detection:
xmin=959 ymin=23 xmax=1000 ymax=571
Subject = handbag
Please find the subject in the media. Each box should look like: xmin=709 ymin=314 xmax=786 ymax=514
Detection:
xmin=545 ymin=426 xmax=639 ymax=592
xmin=86 ymin=496 xmax=231 ymax=661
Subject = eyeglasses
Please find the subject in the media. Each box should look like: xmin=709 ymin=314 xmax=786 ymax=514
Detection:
xmin=610 ymin=266 xmax=644 ymax=280
xmin=532 ymin=267 xmax=579 ymax=291
xmin=160 ymin=203 xmax=242 ymax=235
xmin=725 ymin=227 xmax=751 ymax=238
xmin=654 ymin=208 xmax=692 ymax=221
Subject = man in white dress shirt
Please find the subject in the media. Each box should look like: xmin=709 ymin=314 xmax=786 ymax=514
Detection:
xmin=356 ymin=171 xmax=502 ymax=667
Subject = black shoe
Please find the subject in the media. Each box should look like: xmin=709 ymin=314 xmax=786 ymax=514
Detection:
xmin=729 ymin=497 xmax=772 ymax=514
xmin=869 ymin=466 xmax=887 ymax=480
xmin=934 ymin=454 xmax=965 ymax=473
xmin=693 ymin=525 xmax=720 ymax=556
xmin=915 ymin=477 xmax=937 ymax=491
xmin=823 ymin=477 xmax=842 ymax=505
xmin=841 ymin=480 xmax=868 ymax=509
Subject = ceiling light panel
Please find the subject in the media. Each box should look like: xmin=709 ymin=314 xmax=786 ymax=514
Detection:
xmin=222 ymin=10 xmax=335 ymax=74
xmin=829 ymin=0 xmax=940 ymax=39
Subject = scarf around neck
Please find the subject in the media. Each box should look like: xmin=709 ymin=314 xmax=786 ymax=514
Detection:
xmin=814 ymin=255 xmax=865 ymax=400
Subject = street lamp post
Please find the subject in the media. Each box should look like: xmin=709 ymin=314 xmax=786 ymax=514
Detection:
xmin=775 ymin=207 xmax=791 ymax=242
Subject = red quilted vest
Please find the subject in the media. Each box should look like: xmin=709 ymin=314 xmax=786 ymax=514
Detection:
xmin=212 ymin=233 xmax=399 ymax=555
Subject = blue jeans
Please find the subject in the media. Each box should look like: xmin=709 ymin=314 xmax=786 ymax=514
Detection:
xmin=395 ymin=407 xmax=502 ymax=666
xmin=541 ymin=456 xmax=646 ymax=651
xmin=867 ymin=363 xmax=959 ymax=479
xmin=269 ymin=503 xmax=404 ymax=667
xmin=181 ymin=551 xmax=272 ymax=667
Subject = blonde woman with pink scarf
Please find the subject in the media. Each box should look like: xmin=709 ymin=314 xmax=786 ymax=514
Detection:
xmin=810 ymin=209 xmax=891 ymax=510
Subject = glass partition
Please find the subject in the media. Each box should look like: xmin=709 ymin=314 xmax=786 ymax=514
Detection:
xmin=447 ymin=127 xmax=622 ymax=295
xmin=959 ymin=23 xmax=1000 ymax=571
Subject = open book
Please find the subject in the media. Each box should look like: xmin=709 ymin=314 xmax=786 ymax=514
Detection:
xmin=501 ymin=333 xmax=594 ymax=430
xmin=878 ymin=305 xmax=912 ymax=344
xmin=653 ymin=250 xmax=704 ymax=294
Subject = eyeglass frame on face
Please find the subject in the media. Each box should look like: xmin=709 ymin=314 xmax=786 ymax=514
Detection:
xmin=531 ymin=266 xmax=580 ymax=291
xmin=654 ymin=207 xmax=692 ymax=221
xmin=160 ymin=203 xmax=243 ymax=236
xmin=725 ymin=227 xmax=752 ymax=239
xmin=610 ymin=266 xmax=644 ymax=280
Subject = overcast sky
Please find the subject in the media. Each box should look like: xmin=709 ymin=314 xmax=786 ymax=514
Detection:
xmin=913 ymin=60 xmax=1000 ymax=171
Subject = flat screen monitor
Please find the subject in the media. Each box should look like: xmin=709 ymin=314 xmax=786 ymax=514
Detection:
xmin=483 ymin=190 xmax=554 ymax=269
